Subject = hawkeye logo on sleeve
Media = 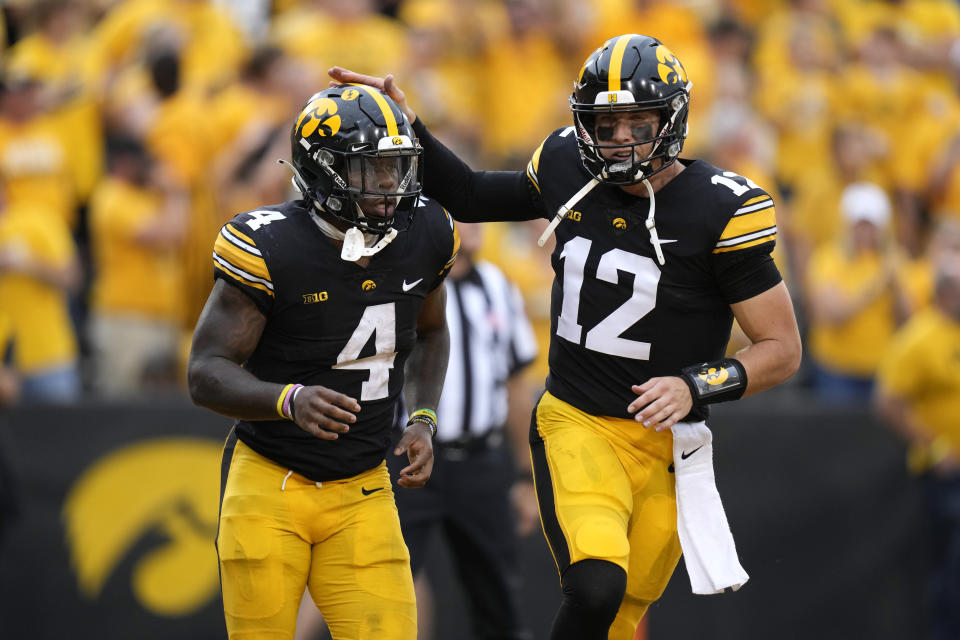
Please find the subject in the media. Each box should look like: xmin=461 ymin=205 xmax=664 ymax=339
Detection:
xmin=362 ymin=280 xmax=377 ymax=292
xmin=698 ymin=367 xmax=729 ymax=386
xmin=612 ymin=217 xmax=627 ymax=230
xmin=296 ymin=97 xmax=341 ymax=138
xmin=63 ymin=439 xmax=222 ymax=617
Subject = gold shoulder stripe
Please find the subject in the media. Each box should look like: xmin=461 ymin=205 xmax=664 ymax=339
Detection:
xmin=350 ymin=84 xmax=399 ymax=136
xmin=734 ymin=199 xmax=774 ymax=217
xmin=530 ymin=138 xmax=546 ymax=177
xmin=214 ymin=234 xmax=272 ymax=283
xmin=719 ymin=208 xmax=776 ymax=241
xmin=740 ymin=195 xmax=770 ymax=207
xmin=713 ymin=232 xmax=777 ymax=254
xmin=526 ymin=164 xmax=541 ymax=193
xmin=608 ymin=35 xmax=632 ymax=93
xmin=213 ymin=253 xmax=275 ymax=295
xmin=225 ymin=223 xmax=256 ymax=247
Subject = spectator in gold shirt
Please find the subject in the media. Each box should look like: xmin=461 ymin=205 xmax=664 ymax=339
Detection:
xmin=876 ymin=254 xmax=960 ymax=640
xmin=88 ymin=137 xmax=187 ymax=397
xmin=0 ymin=194 xmax=81 ymax=402
xmin=806 ymin=182 xmax=911 ymax=402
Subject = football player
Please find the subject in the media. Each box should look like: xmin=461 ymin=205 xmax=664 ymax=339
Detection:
xmin=331 ymin=33 xmax=801 ymax=639
xmin=187 ymin=84 xmax=459 ymax=639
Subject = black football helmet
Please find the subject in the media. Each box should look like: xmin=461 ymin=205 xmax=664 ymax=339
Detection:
xmin=571 ymin=34 xmax=691 ymax=185
xmin=289 ymin=84 xmax=422 ymax=234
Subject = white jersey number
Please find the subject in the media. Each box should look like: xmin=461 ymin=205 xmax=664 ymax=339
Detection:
xmin=244 ymin=210 xmax=287 ymax=231
xmin=333 ymin=303 xmax=397 ymax=401
xmin=710 ymin=171 xmax=759 ymax=197
xmin=556 ymin=237 xmax=661 ymax=360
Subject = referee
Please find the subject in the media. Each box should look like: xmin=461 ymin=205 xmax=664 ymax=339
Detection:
xmin=393 ymin=221 xmax=539 ymax=640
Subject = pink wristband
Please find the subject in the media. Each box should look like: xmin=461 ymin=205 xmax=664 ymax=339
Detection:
xmin=282 ymin=384 xmax=303 ymax=420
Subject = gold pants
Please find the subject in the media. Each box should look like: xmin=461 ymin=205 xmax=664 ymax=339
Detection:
xmin=532 ymin=391 xmax=682 ymax=638
xmin=217 ymin=439 xmax=415 ymax=639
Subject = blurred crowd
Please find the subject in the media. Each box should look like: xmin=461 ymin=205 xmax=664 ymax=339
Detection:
xmin=0 ymin=0 xmax=959 ymax=407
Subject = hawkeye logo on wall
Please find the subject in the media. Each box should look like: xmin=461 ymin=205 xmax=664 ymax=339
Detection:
xmin=63 ymin=438 xmax=222 ymax=616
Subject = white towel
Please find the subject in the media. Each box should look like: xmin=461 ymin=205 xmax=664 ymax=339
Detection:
xmin=671 ymin=421 xmax=749 ymax=595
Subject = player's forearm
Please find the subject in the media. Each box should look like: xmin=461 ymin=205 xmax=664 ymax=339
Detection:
xmin=187 ymin=355 xmax=288 ymax=421
xmin=411 ymin=119 xmax=540 ymax=223
xmin=734 ymin=335 xmax=802 ymax=397
xmin=403 ymin=323 xmax=450 ymax=413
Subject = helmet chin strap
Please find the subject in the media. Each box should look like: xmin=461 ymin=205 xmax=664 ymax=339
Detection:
xmin=281 ymin=158 xmax=400 ymax=262
xmin=537 ymin=156 xmax=666 ymax=267
xmin=341 ymin=226 xmax=398 ymax=261
xmin=642 ymin=178 xmax=666 ymax=266
xmin=537 ymin=177 xmax=600 ymax=247
xmin=310 ymin=209 xmax=399 ymax=261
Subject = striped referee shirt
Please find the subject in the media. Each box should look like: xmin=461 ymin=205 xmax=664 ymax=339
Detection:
xmin=437 ymin=260 xmax=538 ymax=442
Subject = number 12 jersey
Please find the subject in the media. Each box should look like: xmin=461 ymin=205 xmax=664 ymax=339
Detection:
xmin=527 ymin=127 xmax=782 ymax=420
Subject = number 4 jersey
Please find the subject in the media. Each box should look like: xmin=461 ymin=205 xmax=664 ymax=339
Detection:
xmin=528 ymin=127 xmax=783 ymax=420
xmin=212 ymin=198 xmax=459 ymax=481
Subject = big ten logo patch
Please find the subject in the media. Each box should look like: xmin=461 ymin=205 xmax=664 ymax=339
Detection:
xmin=303 ymin=292 xmax=328 ymax=304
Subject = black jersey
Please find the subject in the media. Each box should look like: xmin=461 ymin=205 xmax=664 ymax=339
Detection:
xmin=211 ymin=198 xmax=459 ymax=481
xmin=411 ymin=119 xmax=781 ymax=421
xmin=528 ymin=127 xmax=781 ymax=419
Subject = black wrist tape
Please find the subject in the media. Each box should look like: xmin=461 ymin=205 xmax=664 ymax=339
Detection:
xmin=680 ymin=358 xmax=748 ymax=408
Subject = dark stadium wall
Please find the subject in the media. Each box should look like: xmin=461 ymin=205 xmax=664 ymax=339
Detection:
xmin=0 ymin=394 xmax=929 ymax=640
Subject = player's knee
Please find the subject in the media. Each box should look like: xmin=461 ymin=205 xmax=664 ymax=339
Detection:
xmin=560 ymin=559 xmax=627 ymax=621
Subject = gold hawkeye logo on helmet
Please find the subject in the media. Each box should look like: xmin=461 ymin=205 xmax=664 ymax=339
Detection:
xmin=296 ymin=98 xmax=341 ymax=138
xmin=392 ymin=136 xmax=403 ymax=145
xmin=655 ymin=45 xmax=687 ymax=85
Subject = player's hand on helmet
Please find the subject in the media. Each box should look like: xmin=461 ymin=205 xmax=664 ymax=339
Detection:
xmin=291 ymin=386 xmax=360 ymax=440
xmin=627 ymin=376 xmax=693 ymax=432
xmin=394 ymin=422 xmax=434 ymax=488
xmin=327 ymin=66 xmax=417 ymax=124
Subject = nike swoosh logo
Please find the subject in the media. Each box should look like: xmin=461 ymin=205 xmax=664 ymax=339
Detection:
xmin=402 ymin=278 xmax=423 ymax=292
xmin=655 ymin=238 xmax=678 ymax=245
xmin=680 ymin=445 xmax=703 ymax=460
xmin=361 ymin=487 xmax=384 ymax=496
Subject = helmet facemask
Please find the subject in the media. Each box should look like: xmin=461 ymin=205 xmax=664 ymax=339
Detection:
xmin=294 ymin=136 xmax=421 ymax=237
xmin=571 ymin=91 xmax=689 ymax=185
